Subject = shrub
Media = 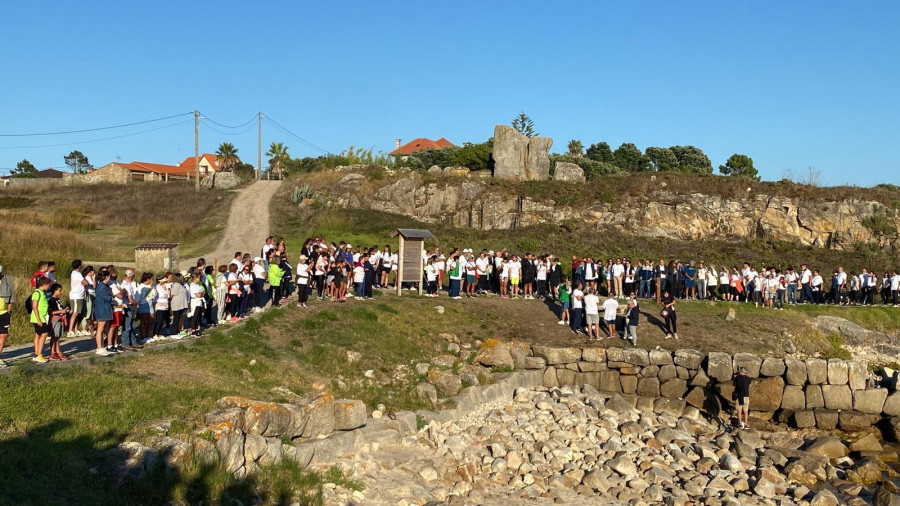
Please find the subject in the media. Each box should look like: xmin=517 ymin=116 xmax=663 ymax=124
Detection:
xmin=549 ymin=154 xmax=621 ymax=180
xmin=861 ymin=205 xmax=897 ymax=236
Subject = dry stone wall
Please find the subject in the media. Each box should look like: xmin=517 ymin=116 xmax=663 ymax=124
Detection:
xmin=531 ymin=345 xmax=899 ymax=432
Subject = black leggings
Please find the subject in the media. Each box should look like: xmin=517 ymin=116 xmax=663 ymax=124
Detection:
xmin=315 ymin=275 xmax=325 ymax=298
xmin=153 ymin=309 xmax=169 ymax=336
xmin=189 ymin=306 xmax=203 ymax=330
xmin=172 ymin=309 xmax=186 ymax=333
xmin=227 ymin=295 xmax=241 ymax=318
xmin=665 ymin=310 xmax=678 ymax=334
xmin=298 ymin=283 xmax=309 ymax=304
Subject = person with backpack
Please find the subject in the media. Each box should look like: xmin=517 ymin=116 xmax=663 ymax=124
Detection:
xmin=47 ymin=283 xmax=71 ymax=361
xmin=30 ymin=261 xmax=49 ymax=289
xmin=29 ymin=276 xmax=53 ymax=363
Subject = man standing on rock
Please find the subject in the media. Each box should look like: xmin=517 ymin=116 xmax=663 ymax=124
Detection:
xmin=733 ymin=367 xmax=751 ymax=429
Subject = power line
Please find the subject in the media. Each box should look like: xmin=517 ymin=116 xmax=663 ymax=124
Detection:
xmin=198 ymin=113 xmax=257 ymax=130
xmin=0 ymin=112 xmax=194 ymax=137
xmin=0 ymin=119 xmax=194 ymax=150
xmin=200 ymin=118 xmax=257 ymax=136
xmin=262 ymin=115 xmax=332 ymax=155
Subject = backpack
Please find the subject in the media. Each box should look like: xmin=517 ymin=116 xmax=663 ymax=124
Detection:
xmin=24 ymin=296 xmax=32 ymax=315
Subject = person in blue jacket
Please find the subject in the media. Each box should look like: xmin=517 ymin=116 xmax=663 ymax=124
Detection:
xmin=93 ymin=270 xmax=115 ymax=356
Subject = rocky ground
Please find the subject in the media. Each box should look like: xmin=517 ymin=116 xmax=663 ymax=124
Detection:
xmin=320 ymin=385 xmax=900 ymax=506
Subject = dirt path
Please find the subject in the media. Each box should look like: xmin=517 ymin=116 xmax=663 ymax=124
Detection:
xmin=182 ymin=180 xmax=282 ymax=268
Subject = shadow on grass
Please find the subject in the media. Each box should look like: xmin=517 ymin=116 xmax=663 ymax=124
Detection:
xmin=0 ymin=419 xmax=298 ymax=506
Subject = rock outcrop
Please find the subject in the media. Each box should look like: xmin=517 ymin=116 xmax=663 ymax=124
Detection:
xmin=322 ymin=168 xmax=898 ymax=250
xmin=492 ymin=125 xmax=552 ymax=182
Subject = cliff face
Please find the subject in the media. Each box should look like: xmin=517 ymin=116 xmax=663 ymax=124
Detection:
xmin=324 ymin=170 xmax=899 ymax=250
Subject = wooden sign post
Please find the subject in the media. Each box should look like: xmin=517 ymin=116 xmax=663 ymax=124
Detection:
xmin=391 ymin=228 xmax=435 ymax=296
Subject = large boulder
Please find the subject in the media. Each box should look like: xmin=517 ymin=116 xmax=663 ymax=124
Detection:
xmin=853 ymin=389 xmax=888 ymax=414
xmin=805 ymin=435 xmax=848 ymax=459
xmin=706 ymin=352 xmax=733 ymax=383
xmin=660 ymin=378 xmax=688 ymax=399
xmin=750 ymin=376 xmax=785 ymax=412
xmin=839 ymin=411 xmax=877 ymax=431
xmin=733 ymin=353 xmax=762 ymax=378
xmin=760 ymin=357 xmax=786 ymax=377
xmin=475 ymin=338 xmax=514 ymax=368
xmin=785 ymin=359 xmax=808 ymax=385
xmin=822 ymin=385 xmax=853 ymax=411
xmin=848 ymin=361 xmax=868 ymax=390
xmin=553 ymin=162 xmax=585 ymax=182
xmin=491 ymin=124 xmax=552 ymax=181
xmin=782 ymin=385 xmax=806 ymax=410
xmin=492 ymin=125 xmax=529 ymax=181
xmin=674 ymin=349 xmax=704 ymax=370
xmin=827 ymin=359 xmax=849 ymax=385
xmin=884 ymin=393 xmax=900 ymax=417
xmin=806 ymin=358 xmax=828 ymax=385
xmin=201 ymin=171 xmax=243 ymax=190
xmin=650 ymin=349 xmax=673 ymax=365
xmin=333 ymin=399 xmax=366 ymax=431
xmin=805 ymin=385 xmax=826 ymax=409
xmin=623 ymin=348 xmax=650 ymax=367
xmin=525 ymin=136 xmax=552 ymax=181
xmin=533 ymin=346 xmax=582 ymax=364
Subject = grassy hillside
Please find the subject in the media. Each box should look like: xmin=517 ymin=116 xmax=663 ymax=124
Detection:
xmin=0 ymin=182 xmax=233 ymax=345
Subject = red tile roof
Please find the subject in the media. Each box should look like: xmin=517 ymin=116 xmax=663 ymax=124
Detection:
xmin=389 ymin=137 xmax=456 ymax=156
xmin=178 ymin=153 xmax=220 ymax=171
xmin=121 ymin=161 xmax=194 ymax=175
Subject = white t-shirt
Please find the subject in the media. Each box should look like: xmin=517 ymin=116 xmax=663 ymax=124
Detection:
xmin=837 ymin=272 xmax=847 ymax=287
xmin=252 ymin=263 xmax=266 ymax=279
xmin=475 ymin=257 xmax=489 ymax=275
xmin=425 ymin=264 xmax=437 ymax=282
xmin=353 ymin=266 xmax=365 ymax=283
xmin=811 ymin=275 xmax=823 ymax=289
xmin=390 ymin=253 xmax=399 ymax=271
xmin=800 ymin=269 xmax=812 ymax=284
xmin=122 ymin=280 xmax=137 ymax=302
xmin=508 ymin=261 xmax=521 ymax=279
xmin=536 ymin=263 xmax=547 ymax=281
xmin=70 ymin=271 xmax=86 ymax=300
xmin=296 ymin=263 xmax=310 ymax=284
xmin=571 ymin=288 xmax=584 ymax=309
xmin=602 ymin=298 xmax=619 ymax=321
xmin=583 ymin=263 xmax=597 ymax=281
xmin=891 ymin=275 xmax=900 ymax=291
xmin=500 ymin=263 xmax=509 ymax=279
xmin=612 ymin=264 xmax=624 ymax=278
xmin=583 ymin=293 xmax=599 ymax=315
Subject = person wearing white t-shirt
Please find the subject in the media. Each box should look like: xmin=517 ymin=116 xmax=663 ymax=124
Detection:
xmin=499 ymin=258 xmax=510 ymax=299
xmin=433 ymin=255 xmax=445 ymax=292
xmin=890 ymin=271 xmax=900 ymax=306
xmin=835 ymin=267 xmax=848 ymax=305
xmin=68 ymin=259 xmax=89 ymax=337
xmin=799 ymin=264 xmax=813 ymax=304
xmin=475 ymin=253 xmax=490 ymax=294
xmin=570 ymin=283 xmax=585 ymax=335
xmin=611 ymin=260 xmax=625 ymax=299
xmin=508 ymin=256 xmax=522 ymax=299
xmin=582 ymin=289 xmax=600 ymax=340
xmin=810 ymin=270 xmax=823 ymax=304
xmin=424 ymin=256 xmax=438 ymax=297
xmin=602 ymin=294 xmax=619 ymax=339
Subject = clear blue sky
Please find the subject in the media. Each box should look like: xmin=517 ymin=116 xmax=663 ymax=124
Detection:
xmin=1 ymin=1 xmax=898 ymax=186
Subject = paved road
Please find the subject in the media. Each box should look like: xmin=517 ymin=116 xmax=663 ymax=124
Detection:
xmin=181 ymin=179 xmax=282 ymax=269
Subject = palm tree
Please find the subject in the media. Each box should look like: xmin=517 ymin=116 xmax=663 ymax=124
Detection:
xmin=216 ymin=142 xmax=240 ymax=172
xmin=266 ymin=142 xmax=290 ymax=180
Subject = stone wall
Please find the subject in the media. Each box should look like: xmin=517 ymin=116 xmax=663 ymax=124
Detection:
xmin=531 ymin=345 xmax=899 ymax=432
xmin=1 ymin=178 xmax=66 ymax=188
xmin=64 ymin=163 xmax=133 ymax=185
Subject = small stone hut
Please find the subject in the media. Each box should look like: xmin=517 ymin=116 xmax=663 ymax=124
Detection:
xmin=135 ymin=242 xmax=179 ymax=272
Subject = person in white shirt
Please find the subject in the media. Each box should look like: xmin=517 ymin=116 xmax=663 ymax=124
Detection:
xmin=475 ymin=252 xmax=490 ymax=294
xmin=448 ymin=252 xmax=463 ymax=299
xmin=424 ymin=256 xmax=438 ymax=297
xmin=499 ymin=258 xmax=510 ymax=299
xmin=799 ymin=264 xmax=813 ymax=304
xmin=835 ymin=267 xmax=848 ymax=305
xmin=295 ymin=255 xmax=310 ymax=307
xmin=583 ymin=288 xmax=600 ymax=340
xmin=890 ymin=271 xmax=900 ymax=306
xmin=810 ymin=270 xmax=823 ymax=304
xmin=508 ymin=255 xmax=522 ymax=299
xmin=433 ymin=254 xmax=445 ymax=292
xmin=570 ymin=283 xmax=584 ymax=335
xmin=602 ymin=293 xmax=619 ymax=339
xmin=67 ymin=259 xmax=89 ymax=337
xmin=611 ymin=259 xmax=625 ymax=299
xmin=379 ymin=245 xmax=393 ymax=288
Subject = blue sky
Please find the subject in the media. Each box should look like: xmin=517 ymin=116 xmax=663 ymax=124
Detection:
xmin=1 ymin=1 xmax=898 ymax=185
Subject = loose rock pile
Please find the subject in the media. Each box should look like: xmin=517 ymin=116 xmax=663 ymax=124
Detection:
xmin=337 ymin=385 xmax=900 ymax=505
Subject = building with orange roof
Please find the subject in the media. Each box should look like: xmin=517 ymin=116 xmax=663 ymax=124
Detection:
xmin=389 ymin=137 xmax=455 ymax=156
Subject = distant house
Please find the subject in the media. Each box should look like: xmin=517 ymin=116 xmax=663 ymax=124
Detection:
xmin=177 ymin=153 xmax=222 ymax=175
xmin=389 ymin=138 xmax=455 ymax=156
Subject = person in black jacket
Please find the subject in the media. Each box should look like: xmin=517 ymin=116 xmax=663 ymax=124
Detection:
xmin=624 ymin=298 xmax=639 ymax=345
xmin=733 ymin=367 xmax=751 ymax=429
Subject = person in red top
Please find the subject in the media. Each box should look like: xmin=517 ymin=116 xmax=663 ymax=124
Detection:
xmin=30 ymin=261 xmax=49 ymax=289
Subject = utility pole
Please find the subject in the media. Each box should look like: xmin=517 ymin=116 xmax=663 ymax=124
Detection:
xmin=194 ymin=110 xmax=200 ymax=191
xmin=257 ymin=112 xmax=262 ymax=180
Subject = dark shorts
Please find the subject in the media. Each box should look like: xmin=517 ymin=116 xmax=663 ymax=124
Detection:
xmin=33 ymin=322 xmax=51 ymax=335
xmin=0 ymin=312 xmax=10 ymax=334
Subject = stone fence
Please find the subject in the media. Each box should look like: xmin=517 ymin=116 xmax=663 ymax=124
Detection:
xmin=530 ymin=345 xmax=900 ymax=432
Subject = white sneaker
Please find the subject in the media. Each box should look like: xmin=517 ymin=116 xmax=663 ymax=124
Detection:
xmin=665 ymin=333 xmax=673 ymax=340
xmin=558 ymin=320 xmax=565 ymax=325
xmin=95 ymin=348 xmax=111 ymax=356
xmin=66 ymin=331 xmax=76 ymax=338
xmin=674 ymin=333 xmax=680 ymax=340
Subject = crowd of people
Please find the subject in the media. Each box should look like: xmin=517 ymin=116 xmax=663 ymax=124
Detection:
xmin=1 ymin=238 xmax=899 ymax=368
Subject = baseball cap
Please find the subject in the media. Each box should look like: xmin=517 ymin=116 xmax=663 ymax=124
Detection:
xmin=254 ymin=257 xmax=262 ymax=262
xmin=125 ymin=269 xmax=135 ymax=277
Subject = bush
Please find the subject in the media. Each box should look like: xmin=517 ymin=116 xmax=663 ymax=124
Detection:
xmin=861 ymin=205 xmax=897 ymax=236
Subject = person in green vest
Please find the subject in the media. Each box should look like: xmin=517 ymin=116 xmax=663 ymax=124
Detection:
xmin=30 ymin=276 xmax=53 ymax=363
xmin=267 ymin=255 xmax=284 ymax=307
xmin=557 ymin=277 xmax=571 ymax=326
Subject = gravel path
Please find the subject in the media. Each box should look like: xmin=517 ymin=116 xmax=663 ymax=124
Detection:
xmin=181 ymin=179 xmax=282 ymax=268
